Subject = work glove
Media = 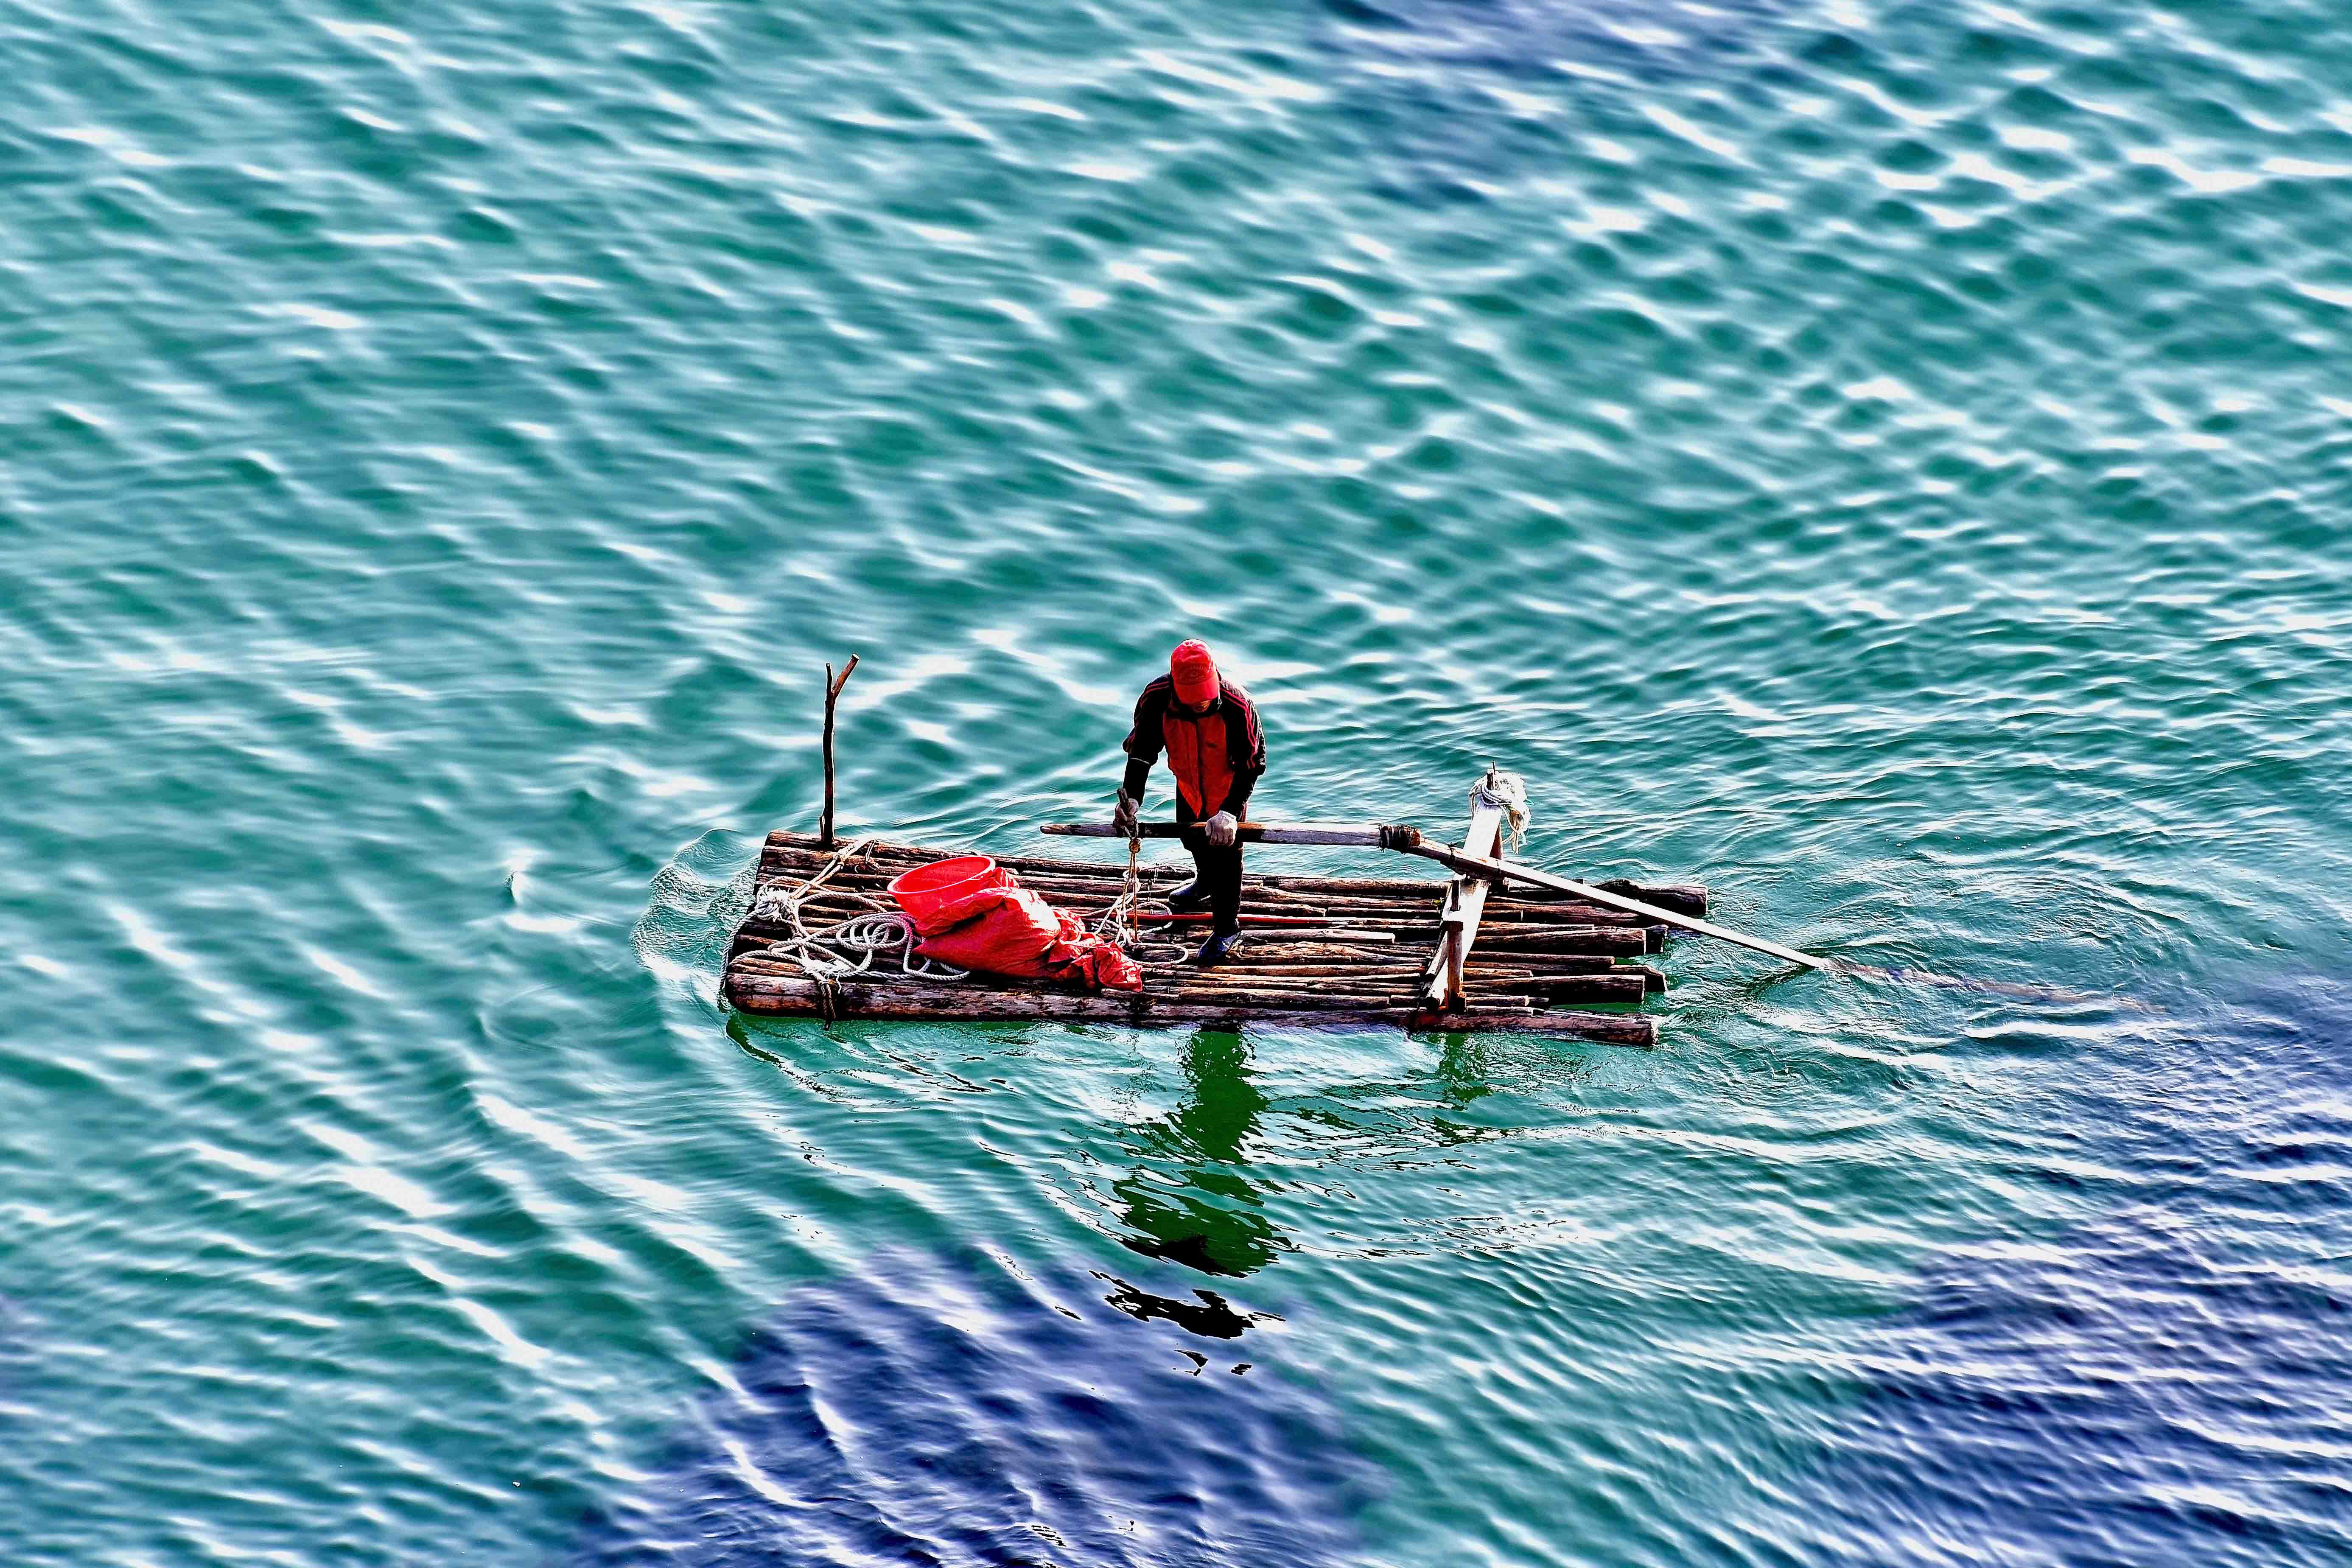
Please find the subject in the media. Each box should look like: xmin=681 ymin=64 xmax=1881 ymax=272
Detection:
xmin=1203 ymin=810 xmax=1238 ymax=848
xmin=1112 ymin=790 xmax=1139 ymax=836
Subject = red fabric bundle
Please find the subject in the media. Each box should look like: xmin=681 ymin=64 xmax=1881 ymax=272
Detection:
xmin=887 ymin=857 xmax=1144 ymax=993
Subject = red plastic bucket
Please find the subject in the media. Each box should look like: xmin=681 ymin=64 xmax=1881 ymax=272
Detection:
xmin=886 ymin=856 xmax=1008 ymax=934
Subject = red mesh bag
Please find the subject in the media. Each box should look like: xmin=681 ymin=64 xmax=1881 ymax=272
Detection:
xmin=887 ymin=857 xmax=1143 ymax=993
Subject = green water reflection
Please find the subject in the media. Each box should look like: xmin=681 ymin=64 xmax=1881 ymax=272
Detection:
xmin=1116 ymin=1030 xmax=1287 ymax=1277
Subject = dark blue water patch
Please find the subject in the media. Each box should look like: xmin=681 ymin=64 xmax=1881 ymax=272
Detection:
xmin=569 ymin=1248 xmax=1373 ymax=1566
xmin=1308 ymin=0 xmax=1778 ymax=97
xmin=1798 ymin=979 xmax=2352 ymax=1567
xmin=1313 ymin=0 xmax=1781 ymax=77
xmin=1309 ymin=0 xmax=1785 ymax=205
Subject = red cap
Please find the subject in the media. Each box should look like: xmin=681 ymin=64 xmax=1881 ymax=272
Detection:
xmin=1170 ymin=640 xmax=1219 ymax=706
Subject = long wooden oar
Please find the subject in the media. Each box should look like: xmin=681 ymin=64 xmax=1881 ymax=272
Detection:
xmin=1430 ymin=840 xmax=2159 ymax=1004
xmin=1407 ymin=840 xmax=1829 ymax=970
xmin=1045 ymin=818 xmax=2146 ymax=1005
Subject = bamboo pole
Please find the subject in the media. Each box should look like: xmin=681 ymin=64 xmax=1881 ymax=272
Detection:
xmin=727 ymin=952 xmax=1647 ymax=1004
xmin=1458 ymin=927 xmax=1646 ymax=956
xmin=1469 ymin=974 xmax=1646 ymax=1004
xmin=1227 ymin=930 xmax=1400 ymax=946
xmin=1464 ymin=955 xmax=1616 ymax=975
xmin=1158 ymin=988 xmax=1425 ymax=1009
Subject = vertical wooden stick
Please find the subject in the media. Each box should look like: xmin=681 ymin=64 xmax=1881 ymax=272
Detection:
xmin=1424 ymin=767 xmax=1507 ymax=1013
xmin=819 ymin=654 xmax=859 ymax=848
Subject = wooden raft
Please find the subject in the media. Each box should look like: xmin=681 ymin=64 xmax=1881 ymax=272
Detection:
xmin=724 ymin=832 xmax=1707 ymax=1048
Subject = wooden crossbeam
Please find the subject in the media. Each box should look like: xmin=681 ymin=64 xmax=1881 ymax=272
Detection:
xmin=1423 ymin=786 xmax=1506 ymax=1012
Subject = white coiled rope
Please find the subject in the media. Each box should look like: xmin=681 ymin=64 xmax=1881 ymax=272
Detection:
xmin=748 ymin=836 xmax=969 ymax=983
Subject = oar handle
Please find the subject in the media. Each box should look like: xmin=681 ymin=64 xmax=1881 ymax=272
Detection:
xmin=1042 ymin=821 xmax=1406 ymax=847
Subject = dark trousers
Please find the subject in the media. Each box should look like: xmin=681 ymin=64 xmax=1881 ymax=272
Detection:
xmin=1174 ymin=799 xmax=1243 ymax=937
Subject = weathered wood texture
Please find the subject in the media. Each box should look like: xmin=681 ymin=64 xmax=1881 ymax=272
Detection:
xmin=728 ymin=830 xmax=1700 ymax=1047
xmin=726 ymin=974 xmax=1658 ymax=1047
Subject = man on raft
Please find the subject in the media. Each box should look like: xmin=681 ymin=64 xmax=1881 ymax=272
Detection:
xmin=1112 ymin=640 xmax=1267 ymax=967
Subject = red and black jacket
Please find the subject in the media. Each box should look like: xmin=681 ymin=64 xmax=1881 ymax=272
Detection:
xmin=1122 ymin=675 xmax=1266 ymax=818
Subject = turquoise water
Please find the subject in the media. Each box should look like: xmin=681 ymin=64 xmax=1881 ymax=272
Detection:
xmin=6 ymin=0 xmax=2352 ymax=1561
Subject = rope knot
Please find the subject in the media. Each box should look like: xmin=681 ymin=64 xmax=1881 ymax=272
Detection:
xmin=1472 ymin=766 xmax=1530 ymax=856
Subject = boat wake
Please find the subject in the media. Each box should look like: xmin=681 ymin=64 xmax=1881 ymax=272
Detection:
xmin=1832 ymin=960 xmax=2164 ymax=1014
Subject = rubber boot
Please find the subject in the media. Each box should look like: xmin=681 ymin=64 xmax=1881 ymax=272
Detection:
xmin=1190 ymin=930 xmax=1243 ymax=967
xmin=1162 ymin=881 xmax=1214 ymax=913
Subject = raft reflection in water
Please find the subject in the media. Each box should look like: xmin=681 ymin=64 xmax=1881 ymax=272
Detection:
xmin=1115 ymin=1030 xmax=1286 ymax=1278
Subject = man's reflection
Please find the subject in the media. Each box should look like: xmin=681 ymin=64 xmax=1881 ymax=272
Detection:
xmin=1114 ymin=1029 xmax=1285 ymax=1276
